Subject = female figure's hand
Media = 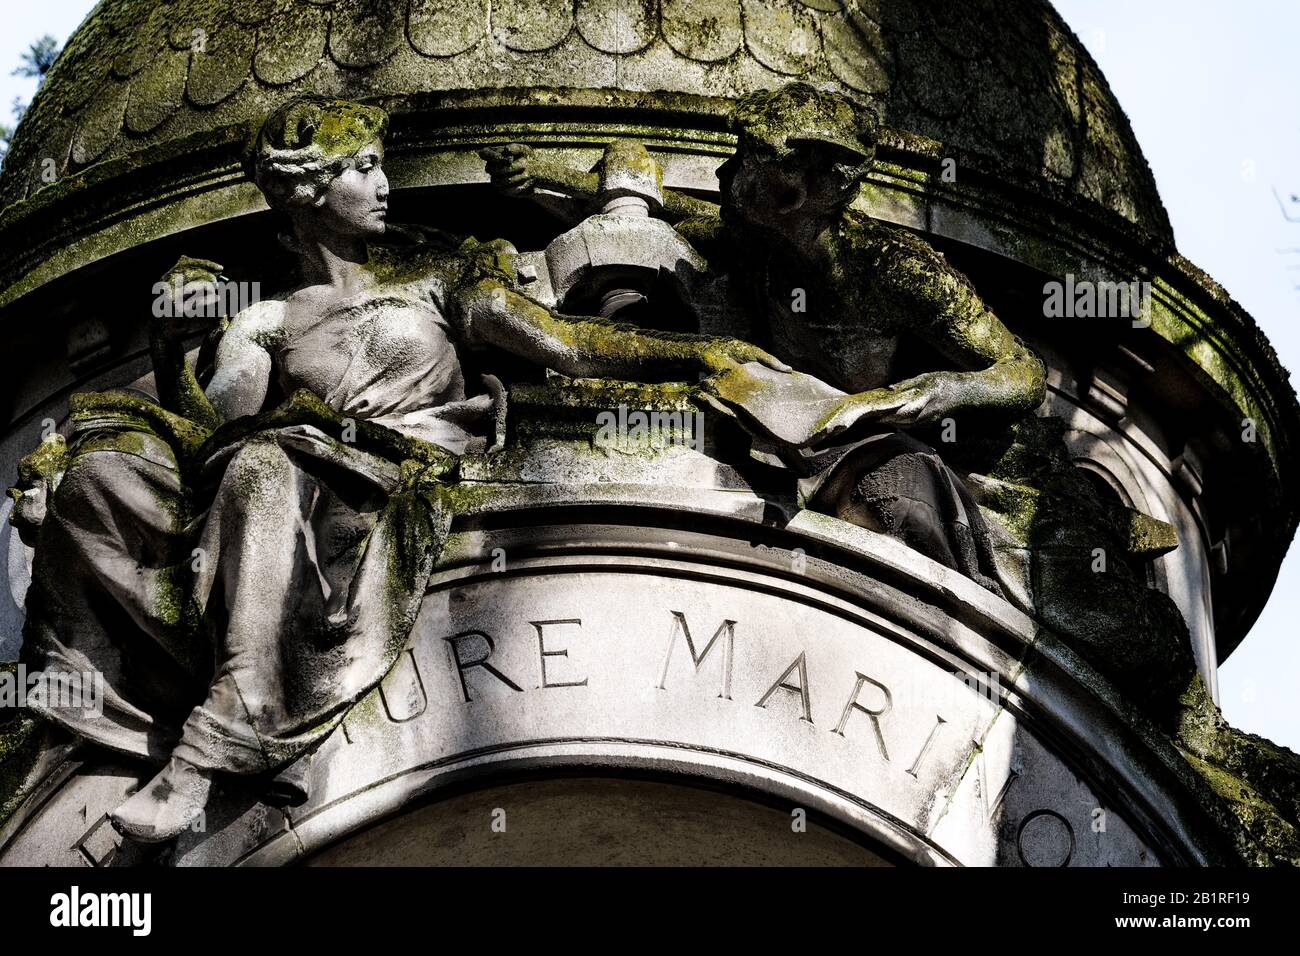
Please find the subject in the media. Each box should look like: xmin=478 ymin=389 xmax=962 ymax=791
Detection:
xmin=697 ymin=338 xmax=792 ymax=375
xmin=479 ymin=144 xmax=535 ymax=198
xmin=153 ymin=256 xmax=226 ymax=341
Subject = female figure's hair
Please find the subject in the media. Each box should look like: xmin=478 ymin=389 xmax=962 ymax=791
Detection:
xmin=248 ymin=95 xmax=390 ymax=212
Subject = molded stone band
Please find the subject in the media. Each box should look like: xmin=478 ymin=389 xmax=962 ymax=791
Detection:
xmin=0 ymin=509 xmax=1235 ymax=866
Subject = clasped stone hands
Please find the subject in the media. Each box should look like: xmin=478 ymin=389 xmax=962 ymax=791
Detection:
xmin=699 ymin=360 xmax=961 ymax=451
xmin=478 ymin=141 xmax=956 ymax=444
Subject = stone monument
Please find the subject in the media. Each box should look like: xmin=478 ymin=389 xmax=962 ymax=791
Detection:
xmin=0 ymin=0 xmax=1298 ymax=867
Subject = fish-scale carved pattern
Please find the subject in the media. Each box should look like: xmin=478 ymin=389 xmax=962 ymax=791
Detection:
xmin=231 ymin=0 xmax=277 ymax=26
xmin=329 ymin=0 xmax=404 ymax=68
xmin=662 ymin=0 xmax=743 ymax=62
xmin=577 ymin=0 xmax=657 ymax=55
xmin=493 ymin=0 xmax=574 ymax=52
xmin=253 ymin=0 xmax=328 ymax=85
xmin=124 ymin=47 xmax=189 ymax=134
xmin=187 ymin=21 xmax=256 ymax=107
xmin=742 ymin=0 xmax=823 ymax=76
xmin=409 ymin=0 xmax=487 ymax=58
xmin=0 ymin=0 xmax=1170 ymax=238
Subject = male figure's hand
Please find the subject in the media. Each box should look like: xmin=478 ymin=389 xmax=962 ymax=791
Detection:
xmin=697 ymin=338 xmax=791 ymax=375
xmin=807 ymin=372 xmax=960 ymax=443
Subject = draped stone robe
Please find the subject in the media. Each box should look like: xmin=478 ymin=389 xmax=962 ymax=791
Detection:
xmin=19 ymin=287 xmax=500 ymax=792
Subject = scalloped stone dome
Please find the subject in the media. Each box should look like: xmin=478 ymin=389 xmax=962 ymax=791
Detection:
xmin=0 ymin=0 xmax=1169 ymax=236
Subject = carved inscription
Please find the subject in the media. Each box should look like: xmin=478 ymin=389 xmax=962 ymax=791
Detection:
xmin=833 ymin=672 xmax=892 ymax=758
xmin=444 ymin=630 xmax=525 ymax=701
xmin=533 ymin=619 xmax=588 ymax=688
xmin=755 ymin=652 xmax=814 ymax=723
xmin=337 ymin=605 xmax=1091 ymax=862
xmin=656 ymin=611 xmax=734 ymax=699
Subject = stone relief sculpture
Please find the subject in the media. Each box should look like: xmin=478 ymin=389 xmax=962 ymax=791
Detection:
xmin=484 ymin=83 xmax=1047 ymax=597
xmin=481 ymin=82 xmax=1202 ymax=720
xmin=7 ymin=95 xmax=786 ymax=843
xmin=7 ymin=79 xmax=1277 ymax=858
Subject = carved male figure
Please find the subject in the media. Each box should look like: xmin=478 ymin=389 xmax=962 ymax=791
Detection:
xmin=483 ymin=83 xmax=1046 ymax=592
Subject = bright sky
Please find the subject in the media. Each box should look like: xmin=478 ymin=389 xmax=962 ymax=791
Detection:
xmin=1052 ymin=0 xmax=1300 ymax=752
xmin=0 ymin=1 xmax=94 ymax=131
xmin=1 ymin=1 xmax=1298 ymax=750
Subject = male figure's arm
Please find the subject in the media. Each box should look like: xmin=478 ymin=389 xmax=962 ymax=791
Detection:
xmin=811 ymin=222 xmax=1045 ymax=439
xmin=480 ymin=144 xmax=720 ymax=225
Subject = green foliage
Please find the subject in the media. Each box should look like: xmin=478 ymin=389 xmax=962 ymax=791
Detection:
xmin=0 ymin=35 xmax=62 ymax=164
xmin=12 ymin=34 xmax=60 ymax=83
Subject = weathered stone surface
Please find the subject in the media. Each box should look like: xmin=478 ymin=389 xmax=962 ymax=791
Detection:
xmin=186 ymin=22 xmax=255 ymax=107
xmin=304 ymin=777 xmax=894 ymax=866
xmin=1 ymin=519 xmax=1206 ymax=866
xmin=1175 ymin=676 xmax=1300 ymax=866
xmin=1 ymin=0 xmax=1171 ymax=238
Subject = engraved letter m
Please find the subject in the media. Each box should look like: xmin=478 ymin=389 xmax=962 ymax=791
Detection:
xmin=656 ymin=611 xmax=736 ymax=700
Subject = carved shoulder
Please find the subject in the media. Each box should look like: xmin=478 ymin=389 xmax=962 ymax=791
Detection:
xmin=366 ymin=227 xmax=473 ymax=313
xmin=224 ymin=297 xmax=288 ymax=351
xmin=833 ymin=210 xmax=984 ymax=323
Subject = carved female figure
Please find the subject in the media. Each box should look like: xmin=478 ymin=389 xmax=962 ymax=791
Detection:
xmin=13 ymin=96 xmax=781 ymax=842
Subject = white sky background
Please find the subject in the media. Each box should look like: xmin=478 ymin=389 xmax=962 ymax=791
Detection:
xmin=1 ymin=1 xmax=1297 ymax=750
xmin=1052 ymin=0 xmax=1300 ymax=751
xmin=0 ymin=2 xmax=94 ymax=127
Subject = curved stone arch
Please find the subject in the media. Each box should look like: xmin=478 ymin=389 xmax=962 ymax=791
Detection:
xmin=1071 ymin=455 xmax=1137 ymax=511
xmin=237 ymin=744 xmax=956 ymax=867
xmin=1062 ymin=411 xmax=1174 ymax=578
xmin=0 ymin=502 xmax=1236 ymax=866
xmin=1070 ymin=453 xmax=1157 ymax=590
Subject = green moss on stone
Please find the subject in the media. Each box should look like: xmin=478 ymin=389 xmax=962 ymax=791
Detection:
xmin=0 ymin=661 xmax=47 ymax=827
xmin=1179 ymin=748 xmax=1300 ymax=866
xmin=15 ymin=433 xmax=70 ymax=486
xmin=1180 ymin=671 xmax=1300 ymax=868
xmin=1126 ymin=509 xmax=1178 ymax=557
xmin=948 ymin=414 xmax=1196 ymax=718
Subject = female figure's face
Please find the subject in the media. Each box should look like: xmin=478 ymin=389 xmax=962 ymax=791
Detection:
xmin=314 ymin=141 xmax=389 ymax=238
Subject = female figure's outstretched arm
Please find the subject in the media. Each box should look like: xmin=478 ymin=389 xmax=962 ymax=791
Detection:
xmin=459 ymin=279 xmax=788 ymax=381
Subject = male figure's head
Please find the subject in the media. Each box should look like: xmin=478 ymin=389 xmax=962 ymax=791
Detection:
xmin=717 ymin=83 xmax=878 ymax=237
